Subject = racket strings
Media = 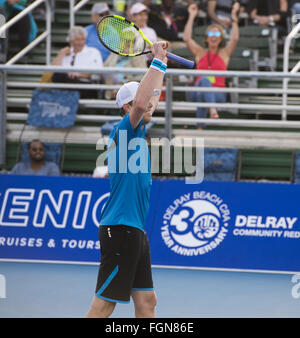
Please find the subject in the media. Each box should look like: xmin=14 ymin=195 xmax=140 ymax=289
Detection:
xmin=98 ymin=16 xmax=145 ymax=56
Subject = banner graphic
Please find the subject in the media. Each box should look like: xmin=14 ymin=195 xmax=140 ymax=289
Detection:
xmin=1 ymin=175 xmax=300 ymax=273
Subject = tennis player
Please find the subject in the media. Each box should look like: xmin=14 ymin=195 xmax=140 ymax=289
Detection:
xmin=86 ymin=41 xmax=168 ymax=318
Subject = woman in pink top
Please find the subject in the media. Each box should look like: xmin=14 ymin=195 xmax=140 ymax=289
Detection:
xmin=183 ymin=3 xmax=240 ymax=128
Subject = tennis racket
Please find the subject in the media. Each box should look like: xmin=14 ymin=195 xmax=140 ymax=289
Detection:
xmin=97 ymin=15 xmax=195 ymax=68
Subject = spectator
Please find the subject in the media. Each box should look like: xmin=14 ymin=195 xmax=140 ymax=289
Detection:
xmin=103 ymin=24 xmax=147 ymax=100
xmin=207 ymin=0 xmax=248 ymax=28
xmin=248 ymin=0 xmax=289 ymax=34
xmin=183 ymin=2 xmax=239 ymax=128
xmin=129 ymin=2 xmax=157 ymax=65
xmin=85 ymin=2 xmax=111 ymax=63
xmin=0 ymin=0 xmax=37 ymax=52
xmin=51 ymin=26 xmax=104 ymax=98
xmin=10 ymin=140 xmax=60 ymax=176
xmin=146 ymin=0 xmax=189 ymax=49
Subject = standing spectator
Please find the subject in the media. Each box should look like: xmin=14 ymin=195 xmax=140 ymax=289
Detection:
xmin=207 ymin=0 xmax=235 ymax=28
xmin=10 ymin=140 xmax=60 ymax=176
xmin=0 ymin=0 xmax=37 ymax=51
xmin=207 ymin=0 xmax=248 ymax=28
xmin=183 ymin=2 xmax=239 ymax=128
xmin=147 ymin=0 xmax=189 ymax=49
xmin=129 ymin=2 xmax=157 ymax=65
xmin=85 ymin=2 xmax=111 ymax=63
xmin=248 ymin=0 xmax=289 ymax=34
xmin=51 ymin=26 xmax=104 ymax=98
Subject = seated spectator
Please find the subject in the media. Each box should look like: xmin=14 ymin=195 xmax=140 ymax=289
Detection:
xmin=85 ymin=2 xmax=111 ymax=63
xmin=129 ymin=2 xmax=157 ymax=65
xmin=51 ymin=26 xmax=104 ymax=98
xmin=183 ymin=2 xmax=239 ymax=128
xmin=248 ymin=0 xmax=289 ymax=34
xmin=0 ymin=0 xmax=37 ymax=52
xmin=146 ymin=0 xmax=189 ymax=49
xmin=207 ymin=0 xmax=248 ymax=28
xmin=10 ymin=140 xmax=60 ymax=176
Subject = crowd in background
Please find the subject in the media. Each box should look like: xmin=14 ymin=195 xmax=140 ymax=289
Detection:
xmin=1 ymin=0 xmax=300 ymax=175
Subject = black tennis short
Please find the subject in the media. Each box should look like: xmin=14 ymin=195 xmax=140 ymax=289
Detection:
xmin=95 ymin=225 xmax=154 ymax=303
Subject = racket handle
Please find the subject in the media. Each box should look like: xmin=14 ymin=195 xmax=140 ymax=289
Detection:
xmin=167 ymin=52 xmax=195 ymax=68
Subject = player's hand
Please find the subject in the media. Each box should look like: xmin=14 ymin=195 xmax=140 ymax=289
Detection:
xmin=152 ymin=41 xmax=168 ymax=64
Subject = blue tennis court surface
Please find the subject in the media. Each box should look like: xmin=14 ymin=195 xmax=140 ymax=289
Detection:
xmin=0 ymin=261 xmax=299 ymax=318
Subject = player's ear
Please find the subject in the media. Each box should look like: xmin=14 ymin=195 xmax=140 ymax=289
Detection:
xmin=122 ymin=102 xmax=133 ymax=116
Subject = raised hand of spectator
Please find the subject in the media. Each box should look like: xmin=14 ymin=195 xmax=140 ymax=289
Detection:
xmin=187 ymin=3 xmax=198 ymax=19
xmin=231 ymin=2 xmax=240 ymax=21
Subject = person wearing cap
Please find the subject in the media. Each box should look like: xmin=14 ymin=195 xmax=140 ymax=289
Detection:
xmin=86 ymin=41 xmax=169 ymax=318
xmin=129 ymin=2 xmax=157 ymax=65
xmin=85 ymin=2 xmax=111 ymax=62
xmin=103 ymin=22 xmax=147 ymax=99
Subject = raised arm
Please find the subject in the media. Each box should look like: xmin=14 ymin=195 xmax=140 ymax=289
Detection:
xmin=224 ymin=2 xmax=240 ymax=57
xmin=183 ymin=4 xmax=206 ymax=59
xmin=129 ymin=41 xmax=168 ymax=129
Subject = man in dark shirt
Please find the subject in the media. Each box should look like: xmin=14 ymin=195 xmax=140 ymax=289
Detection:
xmin=147 ymin=0 xmax=189 ymax=42
xmin=248 ymin=0 xmax=289 ymax=32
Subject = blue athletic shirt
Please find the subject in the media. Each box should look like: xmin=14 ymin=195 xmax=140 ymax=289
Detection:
xmin=99 ymin=114 xmax=152 ymax=231
xmin=85 ymin=24 xmax=111 ymax=62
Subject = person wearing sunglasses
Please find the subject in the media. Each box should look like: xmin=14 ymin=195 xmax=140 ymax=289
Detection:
xmin=10 ymin=139 xmax=60 ymax=176
xmin=85 ymin=3 xmax=111 ymax=63
xmin=183 ymin=2 xmax=240 ymax=129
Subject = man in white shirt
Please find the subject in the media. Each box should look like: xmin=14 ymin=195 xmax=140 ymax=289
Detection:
xmin=51 ymin=26 xmax=103 ymax=97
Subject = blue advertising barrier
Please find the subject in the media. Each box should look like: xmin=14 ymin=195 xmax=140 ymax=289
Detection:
xmin=0 ymin=175 xmax=300 ymax=274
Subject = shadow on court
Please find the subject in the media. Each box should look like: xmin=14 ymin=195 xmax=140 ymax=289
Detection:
xmin=0 ymin=262 xmax=299 ymax=318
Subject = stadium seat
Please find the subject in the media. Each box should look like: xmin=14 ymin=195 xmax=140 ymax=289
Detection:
xmin=203 ymin=147 xmax=239 ymax=181
xmin=238 ymin=25 xmax=278 ymax=71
